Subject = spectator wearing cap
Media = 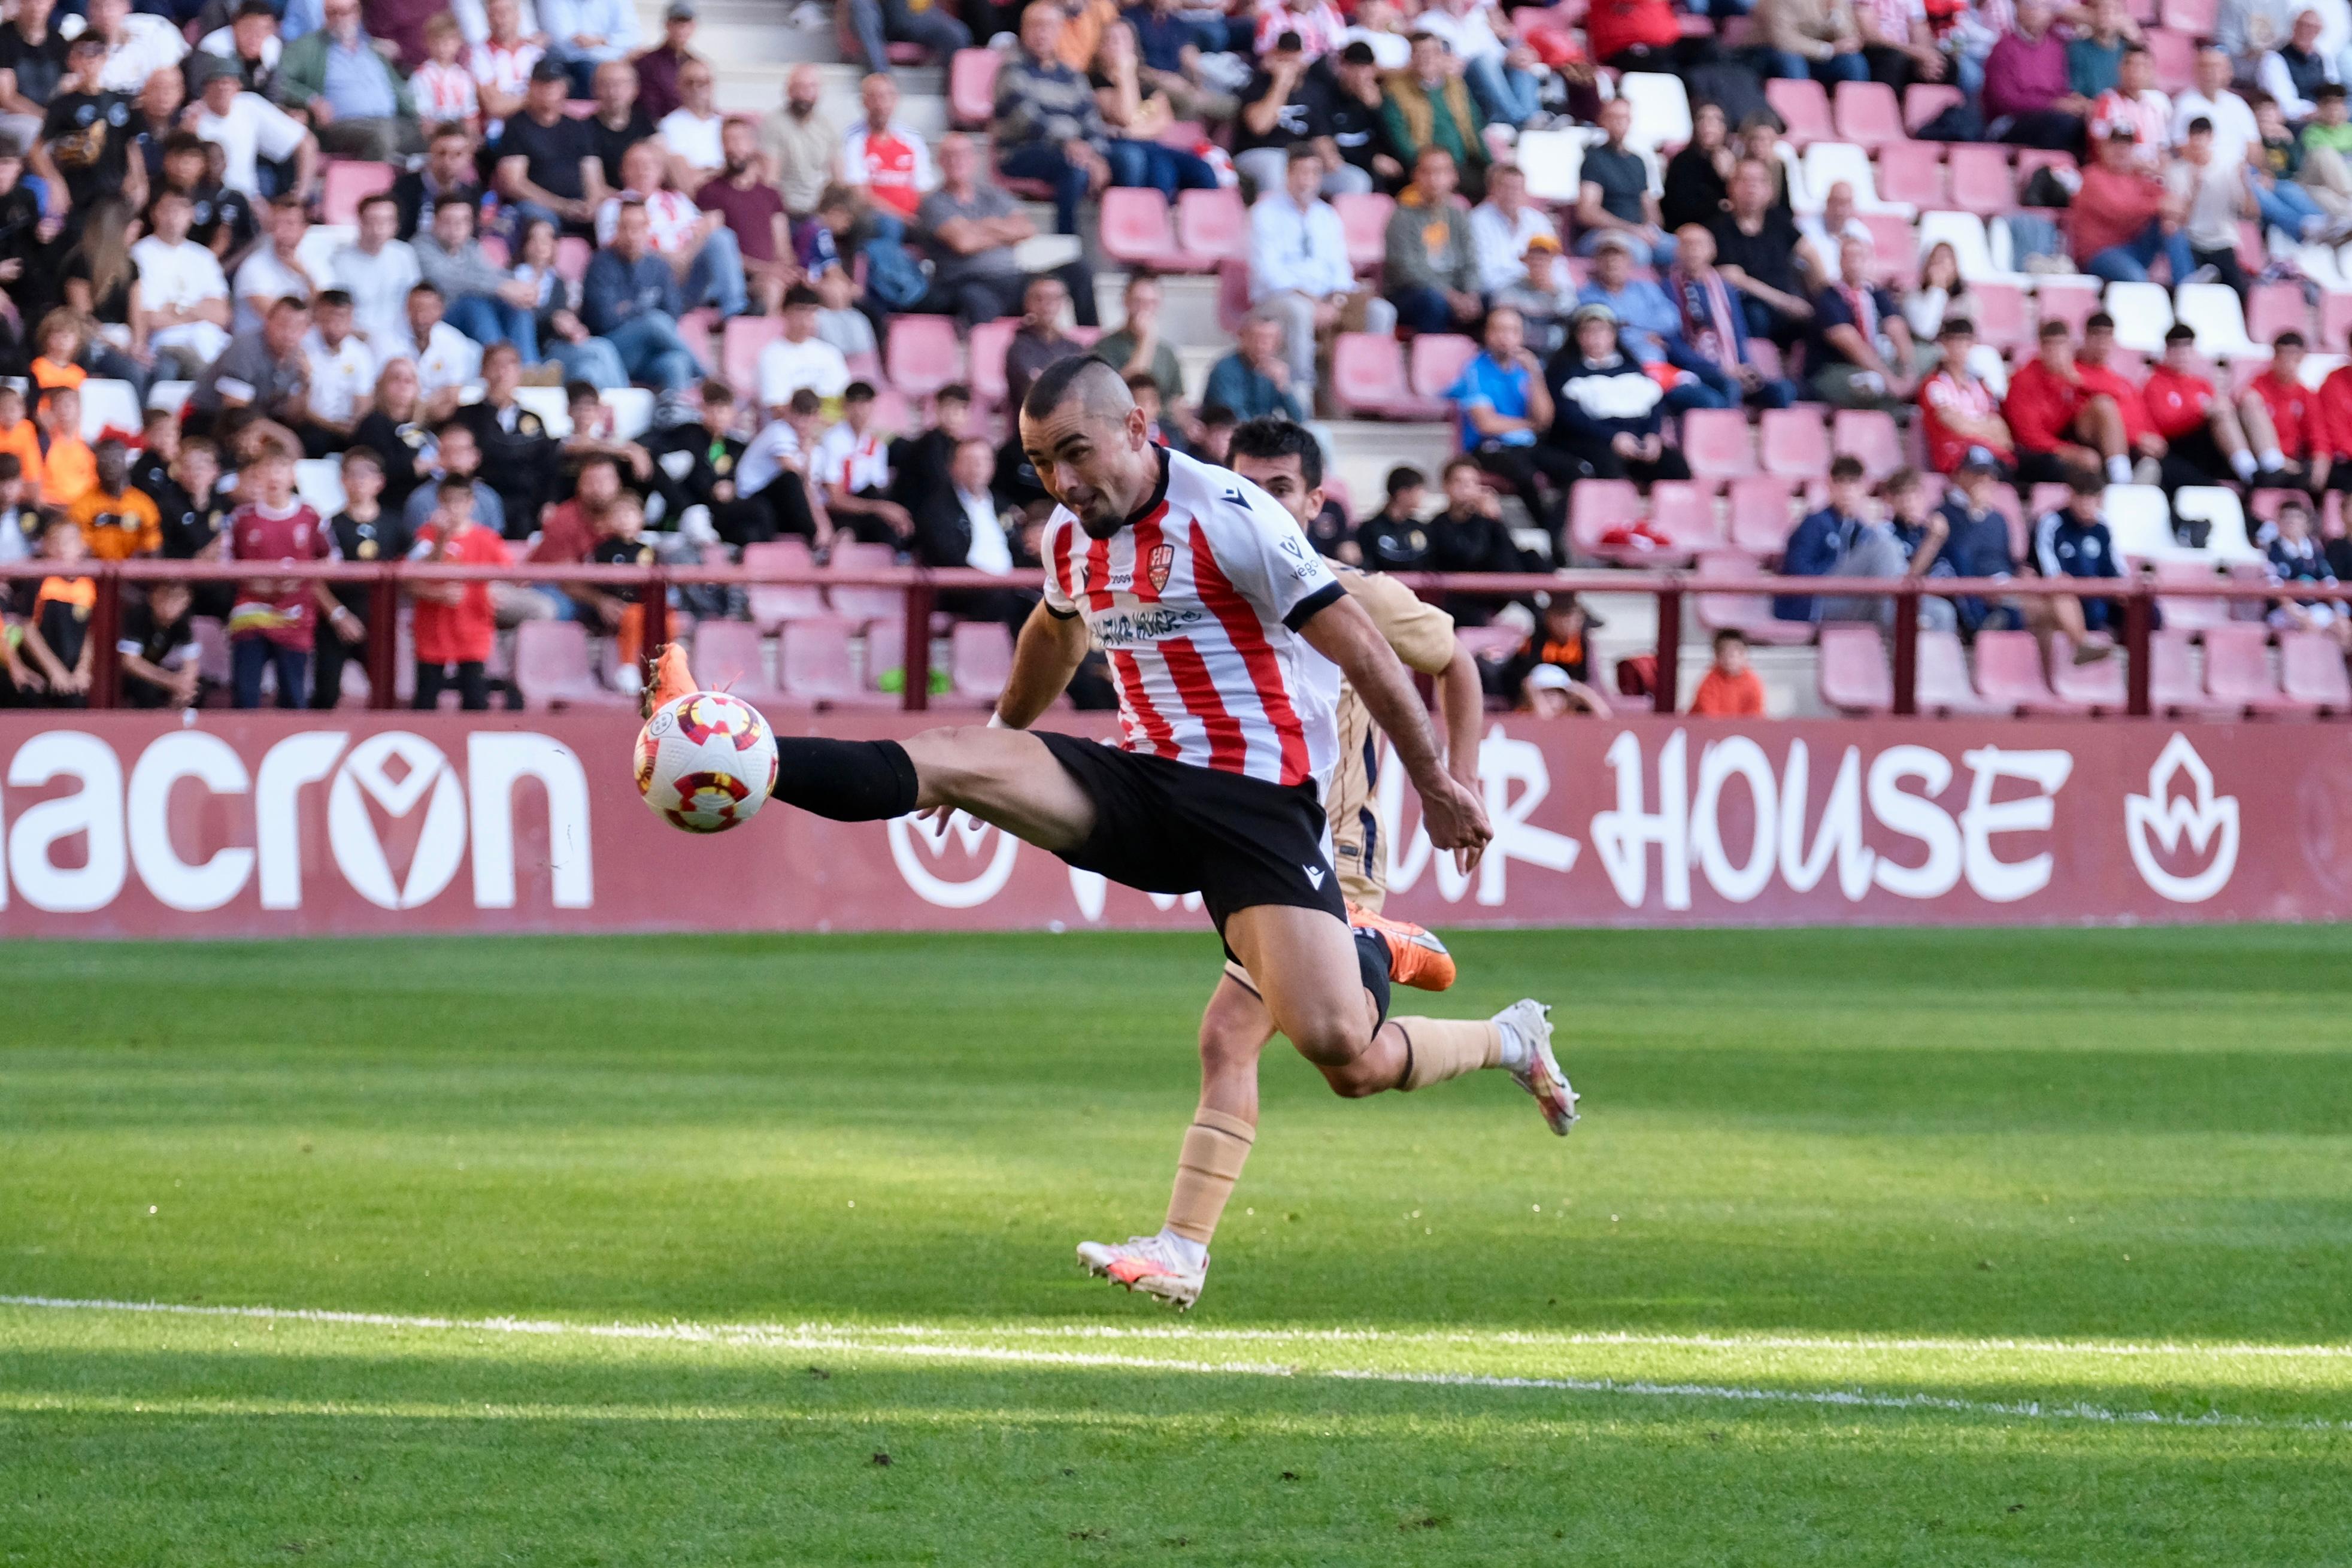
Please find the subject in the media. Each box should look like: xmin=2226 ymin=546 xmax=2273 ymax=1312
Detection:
xmin=495 ymin=58 xmax=608 ymax=235
xmin=993 ymin=4 xmax=1113 ymax=236
xmin=1204 ymin=311 xmax=1310 ymax=422
xmin=843 ymin=0 xmax=972 ymax=72
xmin=190 ymin=52 xmax=317 ymax=201
xmin=1248 ymin=143 xmax=1395 ymax=396
xmin=1574 ymin=96 xmax=1671 ymax=268
xmin=1493 ymin=233 xmax=1577 ymax=357
xmin=756 ymin=284 xmax=850 ymax=414
xmin=1542 ymin=303 xmax=1691 ymax=489
xmin=1235 ymin=34 xmax=1383 ymax=198
xmin=912 ymin=132 xmax=1043 ymax=328
xmin=466 ymin=0 xmax=542 ymax=137
xmin=1578 ymin=231 xmax=1733 ymax=410
xmin=1917 ymin=318 xmax=2014 ymax=474
xmin=1383 ymin=145 xmax=1482 ymax=333
xmin=632 ymin=1 xmax=698 ymax=123
xmin=1984 ymin=0 xmax=2090 ymax=149
xmin=581 ymin=198 xmax=705 ymax=390
xmin=1809 ymin=233 xmax=1913 ymax=411
xmin=194 ymin=0 xmax=284 ymax=98
xmin=1380 ymin=29 xmax=1489 ymax=192
xmin=2072 ymin=126 xmax=2194 ymax=284
xmin=331 ymin=192 xmax=423 ymax=345
xmin=76 ymin=0 xmax=186 ymax=95
xmin=0 ymin=0 xmax=66 ymax=155
xmin=1757 ymin=0 xmax=1869 ymax=83
xmin=542 ymin=0 xmax=642 ymax=96
xmin=272 ymin=0 xmax=421 ymax=161
xmin=1469 ymin=163 xmax=1557 ymax=295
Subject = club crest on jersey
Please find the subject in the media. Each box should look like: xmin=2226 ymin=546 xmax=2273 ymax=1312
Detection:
xmin=1146 ymin=542 xmax=1174 ymax=592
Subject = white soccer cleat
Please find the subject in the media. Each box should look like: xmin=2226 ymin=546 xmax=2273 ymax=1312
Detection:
xmin=1077 ymin=1235 xmax=1208 ymax=1311
xmin=1499 ymin=998 xmax=1578 ymax=1136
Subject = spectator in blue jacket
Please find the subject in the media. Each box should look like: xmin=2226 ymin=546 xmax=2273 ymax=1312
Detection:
xmin=1775 ymin=453 xmax=1871 ymax=620
xmin=1202 ymin=313 xmax=1310 ymax=421
xmin=2032 ymin=463 xmax=2132 ymax=650
xmin=581 ymin=198 xmax=703 ymax=389
xmin=1936 ymin=453 xmax=2025 ymax=632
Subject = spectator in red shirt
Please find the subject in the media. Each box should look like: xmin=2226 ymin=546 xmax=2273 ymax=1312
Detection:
xmin=1687 ymin=627 xmax=1767 ymax=716
xmin=407 ymin=474 xmax=510 ymax=709
xmin=2004 ymin=319 xmax=2133 ymax=487
xmin=225 ymin=432 xmax=359 ymax=709
xmin=1917 ymin=317 xmax=2014 ymax=473
xmin=2072 ymin=311 xmax=2163 ymax=471
xmin=531 ymin=450 xmax=627 ymax=618
xmin=2244 ymin=331 xmax=2326 ymax=489
xmin=1586 ymin=0 xmax=1711 ymax=72
xmin=2144 ymin=322 xmax=2279 ymax=487
xmin=2071 ymin=129 xmax=2194 ymax=284
xmin=2312 ymin=332 xmax=2352 ymax=489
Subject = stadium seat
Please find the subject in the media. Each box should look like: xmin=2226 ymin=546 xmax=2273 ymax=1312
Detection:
xmin=1817 ymin=624 xmax=1892 ymax=714
xmin=2204 ymin=623 xmax=2312 ymax=714
xmin=2153 ymin=558 xmax=2231 ymax=630
xmin=2174 ymin=284 xmax=2264 ymax=360
xmin=1099 ymin=187 xmax=1183 ymax=270
xmin=1973 ymin=629 xmax=2088 ymax=715
xmin=2160 ymin=0 xmax=2217 ymax=32
xmin=514 ymin=621 xmax=630 ymax=709
xmin=2101 ymin=280 xmax=2176 ymax=353
xmin=1176 ymin=188 xmax=1250 ymax=265
xmin=1904 ymin=82 xmax=1964 ymax=134
xmin=1832 ymin=409 xmax=1901 ymax=478
xmin=1567 ymin=478 xmax=1643 ymax=562
xmin=1647 ymin=480 xmax=1724 ymax=556
xmin=2247 ymin=280 xmax=2313 ymax=345
xmin=554 ymin=235 xmax=592 ymax=283
xmin=721 ymin=316 xmax=784 ymax=396
xmin=778 ymin=615 xmax=890 ymax=708
xmin=2048 ymin=635 xmax=2130 ymax=710
xmin=1765 ymin=77 xmax=1835 ymax=147
xmin=1726 ymin=474 xmax=1801 ymax=556
xmin=1410 ymin=333 xmax=1481 ymax=400
xmin=690 ymin=620 xmax=793 ymax=708
xmin=1917 ymin=211 xmax=2013 ymax=283
xmin=2148 ymin=26 xmax=2198 ymax=89
xmin=1759 ymin=407 xmax=1831 ymax=479
xmin=2150 ymin=628 xmax=2236 ymax=715
xmin=1856 ymin=211 xmax=1918 ymax=283
xmin=825 ymin=541 xmax=908 ymax=626
xmin=2013 ymin=148 xmax=2080 ymax=201
xmin=1617 ymin=72 xmax=1693 ymax=156
xmin=2102 ymin=484 xmax=2178 ymax=562
xmin=966 ymin=317 xmax=1016 ymax=408
xmin=2317 ymin=287 xmax=2352 ymax=351
xmin=886 ymin=315 xmax=963 ymax=400
xmin=1969 ymin=280 xmax=2032 ymax=350
xmin=293 ymin=457 xmax=347 ymax=515
xmin=2278 ymin=629 xmax=2352 ymax=712
xmin=2295 ymin=243 xmax=2348 ymax=289
xmin=1832 ymin=80 xmax=1905 ymax=148
xmin=77 ymin=378 xmax=139 ymax=439
xmin=2172 ymin=486 xmax=2261 ymax=561
xmin=948 ymin=620 xmax=1014 ymax=703
xmin=1916 ymin=629 xmax=2009 ymax=714
xmin=1873 ymin=140 xmax=1944 ymax=209
xmin=1330 ymin=332 xmax=1444 ymax=420
xmin=2033 ymin=277 xmax=2103 ymax=338
xmin=1331 ymin=191 xmax=1394 ymax=270
xmin=1514 ymin=129 xmax=1584 ymax=202
xmin=1945 ymin=142 xmax=2015 ymax=217
xmin=949 ymin=47 xmax=998 ymax=126
xmin=1683 ymin=407 xmax=1759 ymax=480
xmin=148 ymin=380 xmax=194 ymax=418
xmin=601 ymin=387 xmax=653 ymax=439
xmin=1799 ymin=142 xmax=1904 ymax=215
xmin=743 ymin=539 xmax=826 ymax=630
xmin=320 ymin=159 xmax=395 ymax=225
xmin=1693 ymin=550 xmax=1819 ymax=643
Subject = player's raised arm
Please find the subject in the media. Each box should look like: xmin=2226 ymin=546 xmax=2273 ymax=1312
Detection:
xmin=1299 ymin=595 xmax=1491 ymax=858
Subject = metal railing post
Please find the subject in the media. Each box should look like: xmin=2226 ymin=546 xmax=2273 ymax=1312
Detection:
xmin=2124 ymin=589 xmax=2153 ymax=717
xmin=1651 ymin=586 xmax=1681 ymax=715
xmin=639 ymin=566 xmax=670 ymax=680
xmin=366 ymin=571 xmax=399 ymax=710
xmin=1891 ymin=593 xmax=1918 ymax=717
xmin=87 ymin=568 xmax=121 ymax=709
xmin=902 ymin=576 xmax=934 ymax=712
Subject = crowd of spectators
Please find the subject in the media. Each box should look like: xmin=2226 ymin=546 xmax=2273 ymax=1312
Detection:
xmin=0 ymin=0 xmax=2348 ymax=714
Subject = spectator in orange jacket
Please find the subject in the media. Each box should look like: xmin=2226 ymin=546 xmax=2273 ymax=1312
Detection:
xmin=2004 ymin=319 xmax=2132 ymax=488
xmin=1688 ymin=627 xmax=1766 ymax=716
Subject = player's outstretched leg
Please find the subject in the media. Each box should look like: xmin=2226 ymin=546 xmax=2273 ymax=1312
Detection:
xmin=1393 ymin=1000 xmax=1578 ymax=1135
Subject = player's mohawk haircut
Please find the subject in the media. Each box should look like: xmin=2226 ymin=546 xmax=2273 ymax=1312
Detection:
xmin=1022 ymin=356 xmax=1135 ymax=424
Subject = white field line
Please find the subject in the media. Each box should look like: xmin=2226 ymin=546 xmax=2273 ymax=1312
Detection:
xmin=4 ymin=1294 xmax=2349 ymax=1434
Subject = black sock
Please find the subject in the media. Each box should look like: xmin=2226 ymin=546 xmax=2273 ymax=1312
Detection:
xmin=770 ymin=738 xmax=920 ymax=821
xmin=1353 ymin=927 xmax=1393 ymax=1027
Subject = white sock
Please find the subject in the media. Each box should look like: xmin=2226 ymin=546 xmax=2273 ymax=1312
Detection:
xmin=2261 ymin=448 xmax=2287 ymax=472
xmin=2231 ymin=449 xmax=2257 ymax=481
xmin=2105 ymin=455 xmax=2132 ymax=485
xmin=1493 ymin=1017 xmax=1530 ymax=1071
xmin=1156 ymin=1227 xmax=1208 ymax=1270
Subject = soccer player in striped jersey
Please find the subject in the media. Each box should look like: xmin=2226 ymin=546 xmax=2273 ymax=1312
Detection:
xmin=1075 ymin=417 xmax=1575 ymax=1311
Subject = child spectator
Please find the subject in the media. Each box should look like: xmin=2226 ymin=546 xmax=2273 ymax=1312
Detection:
xmin=18 ymin=520 xmax=94 ymax=705
xmin=0 ymin=384 xmax=47 ymax=504
xmin=117 ymin=580 xmax=201 ymax=708
xmin=315 ymin=446 xmax=411 ymax=709
xmin=406 ymin=474 xmax=508 ymax=710
xmin=2266 ymin=498 xmax=2352 ymax=649
xmin=226 ymin=433 xmax=354 ymax=708
xmin=1688 ymin=627 xmax=1766 ymax=715
xmin=37 ymin=385 xmax=93 ymax=506
xmin=410 ymin=13 xmax=481 ymax=129
xmin=586 ymin=490 xmax=653 ymax=688
xmin=1520 ymin=660 xmax=1613 ymax=717
xmin=814 ymin=380 xmax=911 ymax=545
xmin=2031 ymin=466 xmax=2130 ymax=654
xmin=1358 ymin=465 xmax=1432 ymax=571
xmin=64 ymin=439 xmax=162 ymax=561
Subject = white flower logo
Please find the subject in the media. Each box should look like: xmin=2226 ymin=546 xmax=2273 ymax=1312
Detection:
xmin=2124 ymin=734 xmax=2239 ymax=903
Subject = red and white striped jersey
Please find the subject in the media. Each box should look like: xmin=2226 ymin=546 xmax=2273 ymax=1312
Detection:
xmin=1042 ymin=449 xmax=1344 ymax=787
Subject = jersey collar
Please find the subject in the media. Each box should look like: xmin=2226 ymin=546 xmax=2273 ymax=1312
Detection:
xmin=1123 ymin=447 xmax=1170 ymax=532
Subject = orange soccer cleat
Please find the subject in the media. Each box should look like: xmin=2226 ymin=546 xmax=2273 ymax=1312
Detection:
xmin=1348 ymin=903 xmax=1457 ymax=991
xmin=644 ymin=642 xmax=700 ymax=717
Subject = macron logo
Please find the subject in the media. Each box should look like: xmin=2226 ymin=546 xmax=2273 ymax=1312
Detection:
xmin=1304 ymin=865 xmax=1325 ymax=889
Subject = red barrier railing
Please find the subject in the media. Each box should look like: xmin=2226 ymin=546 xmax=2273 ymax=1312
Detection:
xmin=6 ymin=559 xmax=2346 ymax=718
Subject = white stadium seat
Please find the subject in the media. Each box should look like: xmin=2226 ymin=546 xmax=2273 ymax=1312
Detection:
xmin=601 ymin=387 xmax=655 ymax=439
xmin=513 ymin=384 xmax=574 ymax=435
xmin=1917 ymin=211 xmax=2018 ymax=283
xmin=1798 ymin=141 xmax=1911 ymax=217
xmin=147 ymin=381 xmax=194 ymax=417
xmin=294 ymin=457 xmax=347 ymax=517
xmin=2102 ymin=280 xmax=2176 ymax=354
xmin=1616 ymin=73 xmax=1692 ymax=158
xmin=77 ymin=378 xmax=140 ymax=439
xmin=1516 ymin=128 xmax=1586 ymax=203
xmin=2173 ymin=283 xmax=2263 ymax=360
xmin=2102 ymin=483 xmax=2180 ymax=562
xmin=2172 ymin=486 xmax=2262 ymax=562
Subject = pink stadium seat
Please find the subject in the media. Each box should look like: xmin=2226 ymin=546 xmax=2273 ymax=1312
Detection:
xmin=2048 ymin=635 xmax=2130 ymax=709
xmin=2160 ymin=0 xmax=2217 ymax=34
xmin=1099 ymin=187 xmax=1184 ymax=269
xmin=321 ymin=159 xmax=395 ymax=225
xmin=949 ymin=47 xmax=999 ymax=126
xmin=1332 ymin=191 xmax=1395 ymax=271
xmin=1683 ymin=407 xmax=1759 ymax=480
xmin=556 ymin=235 xmax=593 ymax=285
xmin=2013 ymin=148 xmax=2080 ymax=202
xmin=948 ymin=620 xmax=1015 ymax=704
xmin=1856 ymin=212 xmax=1917 ymax=283
xmin=1692 ymin=550 xmax=1817 ymax=644
xmin=826 ymin=541 xmax=906 ymax=626
xmin=2204 ymin=623 xmax=2311 ymax=714
xmin=2278 ymin=629 xmax=2352 ymax=712
xmin=2150 ymin=628 xmax=2236 ymax=715
xmin=2148 ymin=27 xmax=2198 ymax=90
xmin=1968 ymin=280 xmax=2032 ymax=350
xmin=1727 ymin=474 xmax=1801 ymax=556
xmin=1765 ymin=77 xmax=1835 ymax=147
xmin=2027 ymin=481 xmax=2075 ymax=522
xmin=478 ymin=233 xmax=510 ymax=268
xmin=778 ymin=615 xmax=890 ymax=708
xmin=1568 ymin=478 xmax=1644 ymax=560
xmin=2318 ymin=288 xmax=2352 ymax=351
xmin=1330 ymin=332 xmax=1444 ymax=418
xmin=514 ymin=621 xmax=629 ymax=709
xmin=1832 ymin=408 xmax=1902 ymax=478
xmin=1972 ymin=629 xmax=2086 ymax=715
xmin=2247 ymin=281 xmax=2311 ymax=345
xmin=1904 ymin=83 xmax=1963 ymax=134
xmin=1177 ymin=187 xmax=1250 ymax=265
xmin=1874 ymin=140 xmax=1944 ymax=208
xmin=690 ymin=620 xmax=793 ymax=708
xmin=1410 ymin=333 xmax=1481 ymax=399
xmin=885 ymin=314 xmax=962 ymax=400
xmin=1945 ymin=142 xmax=2014 ymax=217
xmin=1984 ymin=480 xmax=2029 ymax=563
xmin=1817 ymin=624 xmax=1893 ymax=713
xmin=2035 ymin=278 xmax=2102 ymax=338
xmin=966 ymin=316 xmax=1016 ymax=407
xmin=743 ymin=539 xmax=826 ymax=630
xmin=2154 ymin=559 xmax=2230 ymax=631
xmin=1647 ymin=480 xmax=1724 ymax=555
xmin=1832 ymin=80 xmax=1905 ymax=148
xmin=1917 ymin=629 xmax=2009 ymax=714
xmin=722 ymin=316 xmax=783 ymax=396
xmin=1760 ymin=407 xmax=1832 ymax=479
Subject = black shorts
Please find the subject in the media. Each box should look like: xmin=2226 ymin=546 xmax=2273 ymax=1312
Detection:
xmin=1036 ymin=731 xmax=1346 ymax=935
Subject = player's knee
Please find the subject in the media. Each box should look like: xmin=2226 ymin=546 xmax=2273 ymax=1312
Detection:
xmin=1286 ymin=1009 xmax=1371 ymax=1072
xmin=1316 ymin=1055 xmax=1386 ymax=1099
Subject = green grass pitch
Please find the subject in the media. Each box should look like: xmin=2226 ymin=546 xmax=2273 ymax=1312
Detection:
xmin=3 ymin=926 xmax=2349 ymax=1565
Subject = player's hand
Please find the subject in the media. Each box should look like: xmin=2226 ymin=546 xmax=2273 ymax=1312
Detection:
xmin=1418 ymin=772 xmax=1491 ymax=863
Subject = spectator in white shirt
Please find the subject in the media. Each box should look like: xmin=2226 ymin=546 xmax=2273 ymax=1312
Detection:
xmin=1247 ymin=144 xmax=1396 ymax=395
xmin=756 ymin=285 xmax=851 ymax=413
xmin=656 ymin=57 xmax=725 ymax=186
xmin=1469 ymin=163 xmax=1559 ymax=294
xmin=2258 ymin=8 xmax=2339 ymax=121
xmin=950 ymin=435 xmax=1014 ymax=575
xmin=385 ymin=282 xmax=484 ymax=420
xmin=468 ymin=0 xmax=543 ymax=134
xmin=541 ymin=0 xmax=641 ymax=95
xmin=70 ymin=0 xmax=185 ymax=94
xmin=2174 ymin=45 xmax=2261 ymax=165
xmin=129 ymin=188 xmax=234 ymax=375
xmin=332 ymin=193 xmax=424 ymax=346
xmin=233 ymin=195 xmax=317 ymax=335
xmin=189 ymin=52 xmax=317 ymax=199
xmin=813 ymin=380 xmax=911 ymax=545
xmin=198 ymin=1 xmax=286 ymax=93
xmin=1797 ymin=181 xmax=1874 ymax=287
xmin=2089 ymin=42 xmax=2172 ymax=166
xmin=302 ymin=288 xmax=378 ymax=436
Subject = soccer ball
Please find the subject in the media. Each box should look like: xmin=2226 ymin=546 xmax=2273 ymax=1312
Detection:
xmin=635 ymin=691 xmax=780 ymax=833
